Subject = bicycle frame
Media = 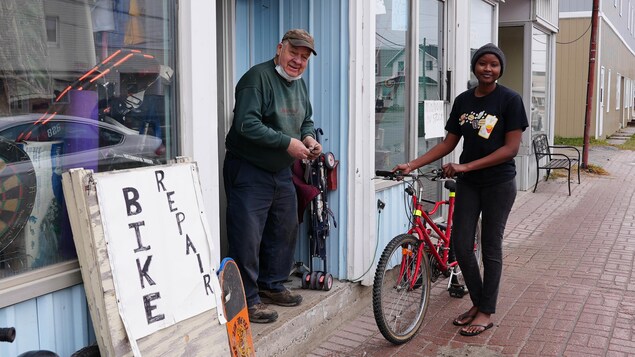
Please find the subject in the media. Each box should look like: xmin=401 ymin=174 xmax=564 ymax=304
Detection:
xmin=405 ymin=179 xmax=456 ymax=290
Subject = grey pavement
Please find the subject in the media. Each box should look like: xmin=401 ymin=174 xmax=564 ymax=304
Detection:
xmin=301 ymin=145 xmax=635 ymax=357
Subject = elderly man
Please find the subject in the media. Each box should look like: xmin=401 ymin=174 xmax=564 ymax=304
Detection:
xmin=223 ymin=29 xmax=321 ymax=323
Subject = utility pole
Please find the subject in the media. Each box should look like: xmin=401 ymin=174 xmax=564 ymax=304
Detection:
xmin=582 ymin=0 xmax=600 ymax=169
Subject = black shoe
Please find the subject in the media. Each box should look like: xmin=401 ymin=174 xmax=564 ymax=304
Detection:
xmin=259 ymin=288 xmax=303 ymax=307
xmin=247 ymin=303 xmax=278 ymax=323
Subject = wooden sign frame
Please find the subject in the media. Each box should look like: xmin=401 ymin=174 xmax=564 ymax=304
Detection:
xmin=61 ymin=161 xmax=229 ymax=356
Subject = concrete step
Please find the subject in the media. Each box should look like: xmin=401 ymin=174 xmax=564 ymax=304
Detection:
xmin=606 ymin=126 xmax=635 ymax=144
xmin=251 ymin=275 xmax=371 ymax=357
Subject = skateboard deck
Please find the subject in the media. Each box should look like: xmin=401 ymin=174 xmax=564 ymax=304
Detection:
xmin=218 ymin=257 xmax=255 ymax=357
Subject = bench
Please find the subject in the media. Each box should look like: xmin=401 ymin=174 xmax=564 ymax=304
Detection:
xmin=532 ymin=134 xmax=580 ymax=196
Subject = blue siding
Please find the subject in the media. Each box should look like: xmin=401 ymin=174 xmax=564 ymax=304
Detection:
xmin=235 ymin=0 xmax=251 ymax=81
xmin=309 ymin=0 xmax=349 ymax=279
xmin=0 ymin=285 xmax=95 ymax=357
xmin=234 ymin=0 xmax=349 ymax=278
xmin=373 ymin=181 xmax=446 ymax=278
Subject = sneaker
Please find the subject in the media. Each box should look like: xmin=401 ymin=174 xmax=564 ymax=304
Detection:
xmin=259 ymin=288 xmax=303 ymax=307
xmin=248 ymin=303 xmax=278 ymax=323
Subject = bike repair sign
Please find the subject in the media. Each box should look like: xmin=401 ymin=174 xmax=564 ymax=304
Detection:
xmin=94 ymin=163 xmax=224 ymax=341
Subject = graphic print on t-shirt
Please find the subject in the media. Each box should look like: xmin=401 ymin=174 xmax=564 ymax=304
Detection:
xmin=458 ymin=111 xmax=499 ymax=139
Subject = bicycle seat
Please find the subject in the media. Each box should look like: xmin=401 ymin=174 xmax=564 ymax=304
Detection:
xmin=444 ymin=180 xmax=456 ymax=192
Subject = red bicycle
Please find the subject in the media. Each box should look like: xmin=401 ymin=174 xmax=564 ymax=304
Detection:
xmin=372 ymin=169 xmax=482 ymax=344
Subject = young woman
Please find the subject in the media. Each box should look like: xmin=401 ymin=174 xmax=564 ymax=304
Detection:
xmin=393 ymin=43 xmax=528 ymax=336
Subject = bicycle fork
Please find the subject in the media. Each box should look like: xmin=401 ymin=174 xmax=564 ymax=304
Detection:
xmin=397 ymin=245 xmax=420 ymax=291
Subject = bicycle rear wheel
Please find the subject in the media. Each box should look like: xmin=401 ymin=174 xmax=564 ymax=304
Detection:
xmin=372 ymin=234 xmax=430 ymax=344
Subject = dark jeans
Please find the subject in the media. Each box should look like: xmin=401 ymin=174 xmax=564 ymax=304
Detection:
xmin=223 ymin=154 xmax=298 ymax=307
xmin=452 ymin=178 xmax=517 ymax=314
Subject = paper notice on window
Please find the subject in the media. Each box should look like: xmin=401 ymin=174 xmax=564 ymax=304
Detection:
xmin=424 ymin=100 xmax=445 ymax=139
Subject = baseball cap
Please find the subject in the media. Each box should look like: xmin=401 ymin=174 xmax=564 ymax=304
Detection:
xmin=282 ymin=29 xmax=317 ymax=56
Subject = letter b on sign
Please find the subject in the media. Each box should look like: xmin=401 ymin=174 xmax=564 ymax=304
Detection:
xmin=123 ymin=187 xmax=142 ymax=216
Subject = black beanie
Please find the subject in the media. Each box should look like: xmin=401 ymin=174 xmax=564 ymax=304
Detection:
xmin=471 ymin=43 xmax=505 ymax=77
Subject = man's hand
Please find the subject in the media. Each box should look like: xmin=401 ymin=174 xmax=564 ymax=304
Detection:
xmin=303 ymin=137 xmax=322 ymax=160
xmin=287 ymin=138 xmax=312 ymax=160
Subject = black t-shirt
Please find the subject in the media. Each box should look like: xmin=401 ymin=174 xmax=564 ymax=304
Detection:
xmin=445 ymin=84 xmax=528 ymax=187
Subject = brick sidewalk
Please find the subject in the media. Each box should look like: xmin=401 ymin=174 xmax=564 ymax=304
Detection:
xmin=308 ymin=148 xmax=635 ymax=356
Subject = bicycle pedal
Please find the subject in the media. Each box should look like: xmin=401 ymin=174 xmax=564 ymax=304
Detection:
xmin=448 ymin=284 xmax=467 ymax=298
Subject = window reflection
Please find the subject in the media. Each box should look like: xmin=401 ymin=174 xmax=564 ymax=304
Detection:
xmin=469 ymin=0 xmax=494 ymax=89
xmin=416 ymin=0 xmax=444 ymax=211
xmin=417 ymin=0 xmax=443 ymax=157
xmin=0 ymin=0 xmax=177 ymax=279
xmin=531 ymin=28 xmax=548 ymax=134
xmin=375 ymin=0 xmax=446 ymax=171
xmin=375 ymin=0 xmax=408 ymax=170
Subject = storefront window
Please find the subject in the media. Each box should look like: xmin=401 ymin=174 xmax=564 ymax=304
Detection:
xmin=417 ymin=0 xmax=443 ymax=156
xmin=531 ymin=28 xmax=548 ymax=134
xmin=0 ymin=0 xmax=178 ymax=280
xmin=416 ymin=0 xmax=444 ymax=211
xmin=469 ymin=0 xmax=494 ymax=88
xmin=375 ymin=0 xmax=408 ymax=170
xmin=375 ymin=0 xmax=445 ymax=172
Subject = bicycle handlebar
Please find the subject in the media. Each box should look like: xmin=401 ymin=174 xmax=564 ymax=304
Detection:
xmin=0 ymin=327 xmax=16 ymax=343
xmin=375 ymin=170 xmax=409 ymax=179
xmin=375 ymin=169 xmax=444 ymax=180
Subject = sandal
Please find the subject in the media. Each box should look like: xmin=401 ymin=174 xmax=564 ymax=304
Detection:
xmin=460 ymin=322 xmax=494 ymax=336
xmin=452 ymin=311 xmax=476 ymax=326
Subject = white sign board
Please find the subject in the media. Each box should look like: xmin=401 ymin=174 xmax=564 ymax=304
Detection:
xmin=424 ymin=100 xmax=445 ymax=139
xmin=95 ymin=163 xmax=220 ymax=341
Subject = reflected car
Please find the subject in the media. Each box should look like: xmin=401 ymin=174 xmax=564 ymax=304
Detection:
xmin=0 ymin=49 xmax=169 ymax=269
xmin=0 ymin=113 xmax=164 ymax=172
xmin=0 ymin=114 xmax=164 ymax=253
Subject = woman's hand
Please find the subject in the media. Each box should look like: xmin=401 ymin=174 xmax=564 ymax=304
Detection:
xmin=392 ymin=162 xmax=414 ymax=174
xmin=442 ymin=163 xmax=468 ymax=178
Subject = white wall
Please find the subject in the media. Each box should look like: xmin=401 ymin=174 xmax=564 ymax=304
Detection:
xmin=177 ymin=2 xmax=221 ymax=266
xmin=499 ymin=0 xmax=532 ymax=23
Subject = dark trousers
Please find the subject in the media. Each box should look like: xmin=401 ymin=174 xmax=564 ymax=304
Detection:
xmin=223 ymin=154 xmax=298 ymax=307
xmin=452 ymin=178 xmax=517 ymax=314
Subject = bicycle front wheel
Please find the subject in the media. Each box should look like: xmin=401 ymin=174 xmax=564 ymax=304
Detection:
xmin=372 ymin=234 xmax=430 ymax=344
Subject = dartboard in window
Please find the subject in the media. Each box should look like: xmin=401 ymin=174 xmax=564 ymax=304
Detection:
xmin=0 ymin=137 xmax=37 ymax=253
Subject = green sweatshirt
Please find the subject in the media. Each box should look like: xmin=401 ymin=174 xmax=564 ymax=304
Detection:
xmin=225 ymin=59 xmax=315 ymax=172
